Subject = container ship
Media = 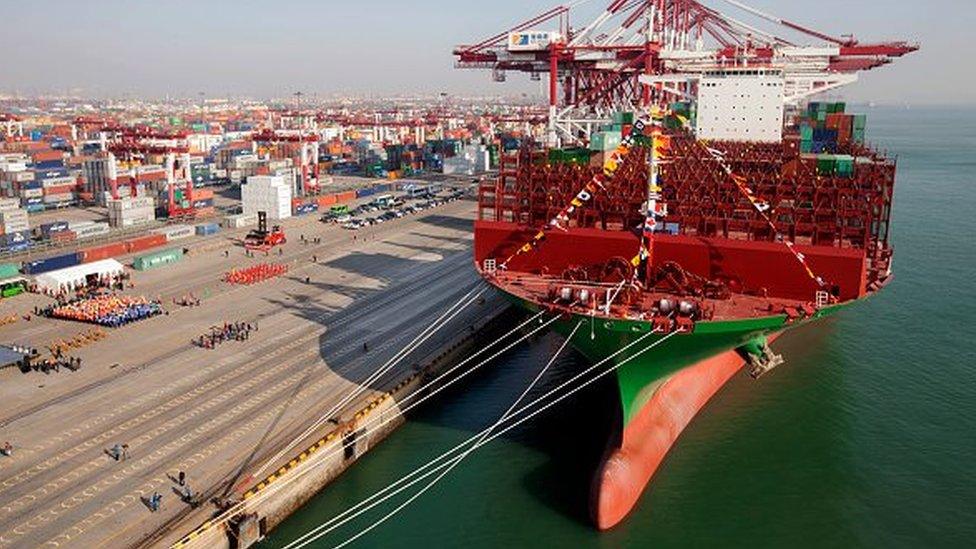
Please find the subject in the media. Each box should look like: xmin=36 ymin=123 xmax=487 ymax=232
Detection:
xmin=455 ymin=0 xmax=917 ymax=530
xmin=472 ymin=77 xmax=909 ymax=528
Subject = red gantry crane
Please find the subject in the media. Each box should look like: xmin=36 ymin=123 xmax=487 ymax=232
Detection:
xmin=102 ymin=126 xmax=194 ymax=217
xmin=454 ymin=0 xmax=917 ymax=145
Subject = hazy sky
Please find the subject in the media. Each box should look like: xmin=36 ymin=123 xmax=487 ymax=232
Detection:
xmin=0 ymin=0 xmax=971 ymax=104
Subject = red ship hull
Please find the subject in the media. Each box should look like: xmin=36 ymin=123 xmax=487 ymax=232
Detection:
xmin=590 ymin=333 xmax=779 ymax=529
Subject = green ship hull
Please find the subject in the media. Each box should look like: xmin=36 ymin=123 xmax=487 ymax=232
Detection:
xmin=502 ymin=291 xmax=848 ymax=425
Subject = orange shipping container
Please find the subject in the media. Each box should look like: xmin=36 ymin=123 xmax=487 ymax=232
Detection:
xmin=81 ymin=242 xmax=129 ymax=263
xmin=31 ymin=150 xmax=64 ymax=162
xmin=337 ymin=191 xmax=356 ymax=203
xmin=194 ymin=206 xmax=216 ymax=218
xmin=125 ymin=234 xmax=167 ymax=254
xmin=193 ymin=188 xmax=214 ymax=201
xmin=317 ymin=194 xmax=338 ymax=207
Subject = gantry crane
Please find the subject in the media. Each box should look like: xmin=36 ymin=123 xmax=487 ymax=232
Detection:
xmin=454 ymin=0 xmax=918 ymax=145
xmin=101 ymin=126 xmax=194 ymax=216
xmin=250 ymin=129 xmax=320 ymax=196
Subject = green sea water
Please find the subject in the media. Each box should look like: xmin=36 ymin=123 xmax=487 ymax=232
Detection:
xmin=262 ymin=106 xmax=976 ymax=548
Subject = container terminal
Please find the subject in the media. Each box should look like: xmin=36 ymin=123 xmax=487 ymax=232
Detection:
xmin=0 ymin=94 xmax=523 ymax=548
xmin=0 ymin=0 xmax=921 ymax=547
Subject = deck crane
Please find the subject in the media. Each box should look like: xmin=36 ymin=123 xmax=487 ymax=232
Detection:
xmin=454 ymin=0 xmax=918 ymax=145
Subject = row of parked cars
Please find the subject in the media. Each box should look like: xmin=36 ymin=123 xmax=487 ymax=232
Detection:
xmin=325 ymin=190 xmax=465 ymax=231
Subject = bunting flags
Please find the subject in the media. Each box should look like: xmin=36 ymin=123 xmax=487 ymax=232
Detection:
xmin=700 ymin=142 xmax=830 ymax=290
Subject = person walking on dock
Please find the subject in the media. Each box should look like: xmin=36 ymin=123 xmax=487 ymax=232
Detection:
xmin=178 ymin=470 xmax=186 ymax=486
xmin=121 ymin=443 xmax=129 ymax=461
xmin=1 ymin=441 xmax=12 ymax=457
xmin=148 ymin=491 xmax=162 ymax=512
xmin=111 ymin=443 xmax=122 ymax=461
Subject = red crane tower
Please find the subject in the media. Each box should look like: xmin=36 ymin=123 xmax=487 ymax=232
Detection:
xmin=454 ymin=0 xmax=917 ymax=145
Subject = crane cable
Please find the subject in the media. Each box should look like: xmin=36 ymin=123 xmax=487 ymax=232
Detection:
xmin=283 ymin=324 xmax=679 ymax=549
xmin=255 ymin=281 xmax=488 ymax=476
xmin=175 ymin=309 xmax=555 ymax=544
xmin=300 ymin=321 xmax=584 ymax=549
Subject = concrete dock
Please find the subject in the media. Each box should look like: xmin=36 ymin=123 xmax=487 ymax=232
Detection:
xmin=0 ymin=197 xmax=505 ymax=548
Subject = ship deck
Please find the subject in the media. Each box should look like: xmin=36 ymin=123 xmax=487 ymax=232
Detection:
xmin=488 ymin=270 xmax=818 ymax=324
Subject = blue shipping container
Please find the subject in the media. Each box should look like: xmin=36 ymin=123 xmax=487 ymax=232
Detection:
xmin=33 ymin=160 xmax=64 ymax=170
xmin=23 ymin=197 xmax=43 ymax=205
xmin=195 ymin=223 xmax=220 ymax=236
xmin=23 ymin=181 xmax=42 ymax=190
xmin=294 ymin=203 xmax=318 ymax=215
xmin=23 ymin=252 xmax=81 ymax=275
xmin=25 ymin=204 xmax=45 ymax=213
xmin=40 ymin=221 xmax=70 ymax=236
xmin=356 ymin=188 xmax=376 ymax=198
xmin=0 ymin=230 xmax=31 ymax=247
xmin=30 ymin=131 xmax=43 ymax=141
xmin=35 ymin=168 xmax=69 ymax=179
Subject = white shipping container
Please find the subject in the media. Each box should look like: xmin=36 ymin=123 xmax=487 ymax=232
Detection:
xmin=152 ymin=224 xmax=194 ymax=241
xmin=20 ymin=188 xmax=43 ymax=199
xmin=43 ymin=193 xmax=76 ymax=204
xmin=76 ymin=224 xmax=110 ymax=239
xmin=221 ymin=213 xmax=258 ymax=229
xmin=3 ymin=221 xmax=30 ymax=232
xmin=0 ymin=209 xmax=27 ymax=222
xmin=41 ymin=176 xmax=76 ymax=188
xmin=0 ymin=198 xmax=20 ymax=211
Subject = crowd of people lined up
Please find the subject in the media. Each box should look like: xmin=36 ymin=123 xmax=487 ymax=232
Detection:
xmin=43 ymin=293 xmax=165 ymax=327
xmin=223 ymin=263 xmax=288 ymax=285
xmin=195 ymin=320 xmax=257 ymax=349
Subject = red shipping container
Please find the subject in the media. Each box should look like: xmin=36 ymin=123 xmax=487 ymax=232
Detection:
xmin=81 ymin=242 xmax=129 ymax=262
xmin=44 ymin=184 xmax=77 ymax=195
xmin=51 ymin=230 xmax=77 ymax=243
xmin=125 ymin=234 xmax=167 ymax=254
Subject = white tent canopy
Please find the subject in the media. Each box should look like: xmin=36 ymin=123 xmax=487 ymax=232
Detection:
xmin=33 ymin=259 xmax=125 ymax=293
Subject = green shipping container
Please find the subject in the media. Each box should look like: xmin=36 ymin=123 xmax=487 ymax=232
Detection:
xmin=613 ymin=112 xmax=635 ymax=125
xmin=800 ymin=125 xmax=814 ymax=141
xmin=0 ymin=263 xmax=20 ymax=279
xmin=852 ymin=128 xmax=866 ymax=143
xmin=817 ymin=154 xmax=837 ymax=176
xmin=835 ymin=155 xmax=855 ymax=177
xmin=853 ymin=114 xmax=867 ymax=130
xmin=590 ymin=131 xmax=622 ymax=152
xmin=133 ymin=248 xmax=184 ymax=271
xmin=800 ymin=140 xmax=813 ymax=153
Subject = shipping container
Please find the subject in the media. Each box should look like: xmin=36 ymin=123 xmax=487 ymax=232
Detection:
xmin=195 ymin=223 xmax=220 ymax=236
xmin=40 ymin=221 xmax=70 ymax=237
xmin=0 ymin=263 xmax=21 ymax=278
xmin=23 ymin=252 xmax=81 ymax=275
xmin=80 ymin=242 xmax=129 ymax=263
xmin=126 ymin=233 xmax=167 ymax=254
xmin=133 ymin=248 xmax=184 ymax=271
